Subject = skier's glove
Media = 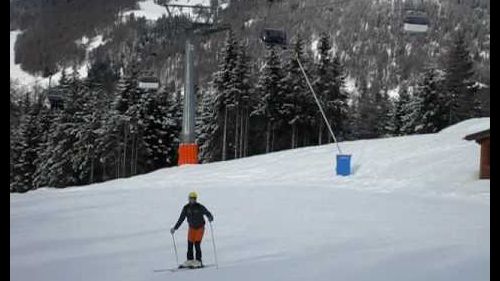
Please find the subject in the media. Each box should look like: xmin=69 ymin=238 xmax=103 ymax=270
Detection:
xmin=170 ymin=227 xmax=175 ymax=234
xmin=208 ymin=217 xmax=214 ymax=222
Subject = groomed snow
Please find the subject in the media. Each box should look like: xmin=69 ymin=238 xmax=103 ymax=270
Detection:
xmin=10 ymin=118 xmax=490 ymax=281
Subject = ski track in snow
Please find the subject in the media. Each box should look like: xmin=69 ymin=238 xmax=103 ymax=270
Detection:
xmin=10 ymin=118 xmax=490 ymax=281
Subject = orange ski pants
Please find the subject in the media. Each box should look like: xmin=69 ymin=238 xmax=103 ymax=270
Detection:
xmin=188 ymin=227 xmax=205 ymax=243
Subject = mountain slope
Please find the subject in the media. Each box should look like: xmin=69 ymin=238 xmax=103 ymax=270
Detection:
xmin=10 ymin=118 xmax=490 ymax=281
xmin=10 ymin=0 xmax=490 ymax=92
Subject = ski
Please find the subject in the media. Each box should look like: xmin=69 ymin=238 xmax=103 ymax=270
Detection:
xmin=167 ymin=264 xmax=216 ymax=272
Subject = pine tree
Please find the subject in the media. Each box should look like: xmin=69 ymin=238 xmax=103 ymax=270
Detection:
xmin=87 ymin=55 xmax=120 ymax=94
xmin=352 ymin=82 xmax=380 ymax=139
xmin=31 ymin=103 xmax=56 ymax=189
xmin=11 ymin=94 xmax=44 ymax=192
xmin=198 ymin=89 xmax=220 ymax=163
xmin=212 ymin=30 xmax=239 ymax=160
xmin=413 ymin=68 xmax=448 ymax=134
xmin=443 ymin=31 xmax=476 ymax=125
xmin=374 ymin=88 xmax=392 ymax=137
xmin=233 ymin=43 xmax=254 ymax=158
xmin=392 ymin=87 xmax=410 ymax=136
xmin=399 ymin=91 xmax=422 ymax=135
xmin=35 ymin=69 xmax=88 ymax=187
xmin=384 ymin=96 xmax=398 ymax=137
xmin=10 ymin=80 xmax=21 ymax=131
xmin=102 ymin=66 xmax=144 ymax=178
xmin=281 ymin=35 xmax=315 ymax=149
xmin=330 ymin=55 xmax=350 ymax=140
xmin=253 ymin=46 xmax=285 ymax=153
xmin=140 ymin=88 xmax=181 ymax=170
xmin=97 ymin=109 xmax=124 ymax=180
xmin=10 ymin=82 xmax=22 ymax=190
xmin=71 ymin=80 xmax=107 ymax=184
xmin=312 ymin=33 xmax=349 ymax=144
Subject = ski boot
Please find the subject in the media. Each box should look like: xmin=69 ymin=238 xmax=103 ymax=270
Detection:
xmin=179 ymin=260 xmax=195 ymax=269
xmin=191 ymin=259 xmax=203 ymax=268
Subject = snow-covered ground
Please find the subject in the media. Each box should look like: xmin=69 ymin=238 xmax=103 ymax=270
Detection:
xmin=76 ymin=35 xmax=106 ymax=53
xmin=388 ymin=85 xmax=400 ymax=98
xmin=10 ymin=30 xmax=48 ymax=89
xmin=124 ymin=0 xmax=226 ymax=22
xmin=10 ymin=118 xmax=490 ymax=281
xmin=123 ymin=0 xmax=168 ymax=21
xmin=10 ymin=30 xmax=95 ymax=90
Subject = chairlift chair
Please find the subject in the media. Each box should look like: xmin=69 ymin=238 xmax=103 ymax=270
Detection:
xmin=138 ymin=75 xmax=160 ymax=90
xmin=46 ymin=90 xmax=64 ymax=110
xmin=403 ymin=0 xmax=429 ymax=34
xmin=403 ymin=12 xmax=429 ymax=33
xmin=260 ymin=28 xmax=288 ymax=47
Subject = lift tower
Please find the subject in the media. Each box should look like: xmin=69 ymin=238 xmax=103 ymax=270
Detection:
xmin=155 ymin=0 xmax=229 ymax=165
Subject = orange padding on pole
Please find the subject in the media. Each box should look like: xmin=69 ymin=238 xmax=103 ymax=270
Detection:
xmin=178 ymin=143 xmax=199 ymax=165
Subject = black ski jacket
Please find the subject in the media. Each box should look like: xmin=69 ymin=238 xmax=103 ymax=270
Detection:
xmin=174 ymin=202 xmax=213 ymax=230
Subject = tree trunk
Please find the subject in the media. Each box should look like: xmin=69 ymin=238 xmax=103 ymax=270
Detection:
xmin=239 ymin=108 xmax=245 ymax=158
xmin=134 ymin=136 xmax=139 ymax=175
xmin=222 ymin=106 xmax=228 ymax=161
xmin=134 ymin=136 xmax=138 ymax=175
xmin=328 ymin=119 xmax=333 ymax=143
xmin=271 ymin=125 xmax=275 ymax=152
xmin=266 ymin=121 xmax=271 ymax=153
xmin=102 ymin=159 xmax=107 ymax=182
xmin=303 ymin=129 xmax=307 ymax=147
xmin=134 ymin=134 xmax=138 ymax=175
xmin=115 ymin=151 xmax=120 ymax=178
xmin=296 ymin=126 xmax=300 ymax=148
xmin=90 ymin=156 xmax=94 ymax=184
xmin=234 ymin=109 xmax=239 ymax=159
xmin=123 ymin=126 xmax=128 ymax=177
xmin=318 ymin=122 xmax=323 ymax=145
xmin=291 ymin=123 xmax=296 ymax=149
xmin=130 ymin=134 xmax=135 ymax=176
xmin=244 ymin=113 xmax=249 ymax=157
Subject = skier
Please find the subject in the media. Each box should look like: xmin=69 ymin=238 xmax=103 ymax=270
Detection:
xmin=171 ymin=191 xmax=214 ymax=268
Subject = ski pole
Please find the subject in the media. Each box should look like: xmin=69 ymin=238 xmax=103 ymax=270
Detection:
xmin=209 ymin=221 xmax=219 ymax=269
xmin=171 ymin=232 xmax=179 ymax=267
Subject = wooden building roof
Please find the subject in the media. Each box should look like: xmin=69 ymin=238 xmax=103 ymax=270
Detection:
xmin=464 ymin=129 xmax=490 ymax=142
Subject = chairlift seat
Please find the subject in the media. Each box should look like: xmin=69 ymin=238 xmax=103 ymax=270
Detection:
xmin=46 ymin=91 xmax=64 ymax=110
xmin=260 ymin=28 xmax=287 ymax=46
xmin=138 ymin=76 xmax=160 ymax=90
xmin=404 ymin=14 xmax=429 ymax=33
xmin=404 ymin=15 xmax=429 ymax=25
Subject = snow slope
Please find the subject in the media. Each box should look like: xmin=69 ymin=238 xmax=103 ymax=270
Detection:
xmin=124 ymin=0 xmax=168 ymax=21
xmin=124 ymin=0 xmax=219 ymax=21
xmin=10 ymin=30 xmax=95 ymax=90
xmin=10 ymin=118 xmax=490 ymax=281
xmin=10 ymin=30 xmax=46 ymax=89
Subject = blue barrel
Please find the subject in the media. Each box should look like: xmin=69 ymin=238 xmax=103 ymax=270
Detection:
xmin=336 ymin=154 xmax=352 ymax=176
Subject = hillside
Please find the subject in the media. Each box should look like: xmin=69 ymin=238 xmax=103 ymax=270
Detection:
xmin=10 ymin=118 xmax=490 ymax=281
xmin=10 ymin=0 xmax=490 ymax=94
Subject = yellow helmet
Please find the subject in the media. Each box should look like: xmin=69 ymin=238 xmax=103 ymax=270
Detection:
xmin=188 ymin=191 xmax=198 ymax=199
